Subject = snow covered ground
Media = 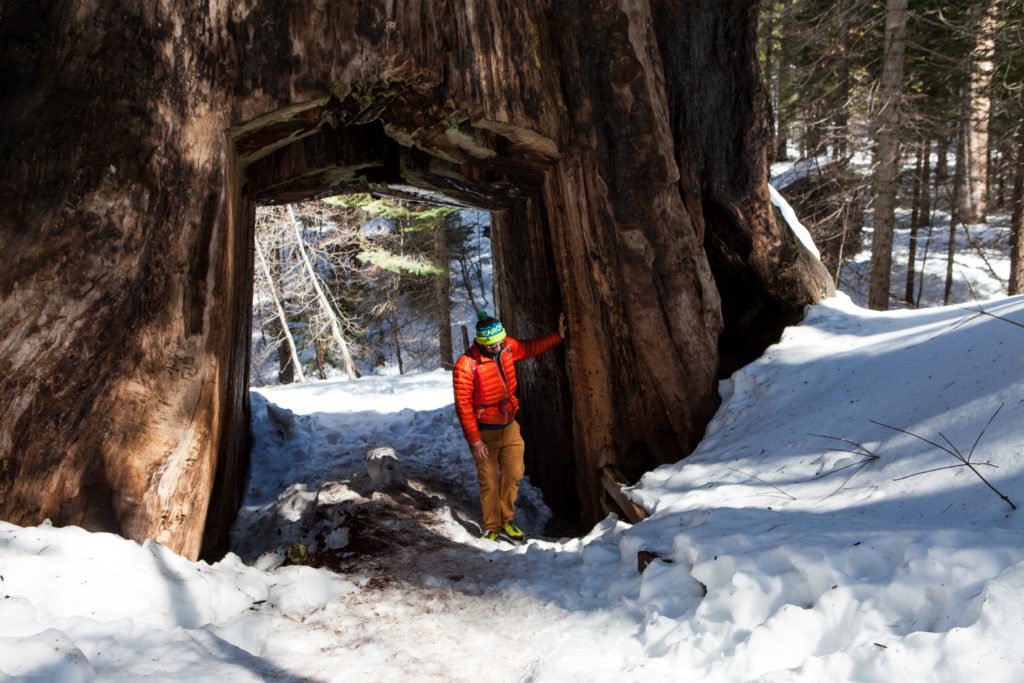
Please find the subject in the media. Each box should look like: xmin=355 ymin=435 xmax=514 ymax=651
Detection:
xmin=4 ymin=184 xmax=1024 ymax=681
xmin=4 ymin=288 xmax=1024 ymax=681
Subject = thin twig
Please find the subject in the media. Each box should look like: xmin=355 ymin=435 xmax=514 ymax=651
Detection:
xmin=961 ymin=281 xmax=1024 ymax=329
xmin=795 ymin=433 xmax=881 ymax=499
xmin=964 ymin=462 xmax=1017 ymax=511
xmin=787 ymin=446 xmax=876 ymax=479
xmin=893 ymin=462 xmax=996 ymax=481
xmin=806 ymin=433 xmax=879 ymax=456
xmin=824 ymin=459 xmax=877 ymax=500
xmin=968 ymin=403 xmax=1003 ymax=460
xmin=938 ymin=433 xmax=964 ymax=460
xmin=959 ymin=306 xmax=1024 ymax=329
xmin=727 ymin=467 xmax=797 ymax=500
xmin=960 ymin=230 xmax=1007 ymax=291
xmin=874 ymin=405 xmax=1016 ymax=511
xmin=905 ymin=284 xmax=1024 ymax=350
xmin=870 ymin=419 xmax=954 ymax=457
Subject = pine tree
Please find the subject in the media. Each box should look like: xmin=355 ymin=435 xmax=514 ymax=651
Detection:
xmin=867 ymin=0 xmax=909 ymax=310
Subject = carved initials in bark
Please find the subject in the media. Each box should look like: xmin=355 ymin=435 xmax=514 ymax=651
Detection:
xmin=0 ymin=0 xmax=831 ymax=559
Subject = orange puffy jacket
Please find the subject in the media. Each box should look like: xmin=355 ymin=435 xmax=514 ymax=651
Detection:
xmin=452 ymin=332 xmax=562 ymax=445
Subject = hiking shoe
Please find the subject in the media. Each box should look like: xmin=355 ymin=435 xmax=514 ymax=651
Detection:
xmin=480 ymin=530 xmax=500 ymax=541
xmin=501 ymin=521 xmax=525 ymax=540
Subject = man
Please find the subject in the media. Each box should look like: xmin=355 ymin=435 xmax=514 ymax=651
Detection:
xmin=452 ymin=310 xmax=566 ymax=542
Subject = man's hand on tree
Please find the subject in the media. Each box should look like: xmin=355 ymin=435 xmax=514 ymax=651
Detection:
xmin=470 ymin=440 xmax=489 ymax=461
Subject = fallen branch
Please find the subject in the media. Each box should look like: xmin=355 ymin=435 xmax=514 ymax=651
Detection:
xmin=957 ymin=279 xmax=1024 ymax=330
xmin=873 ymin=403 xmax=1016 ymax=511
xmin=904 ymin=280 xmax=1024 ymax=350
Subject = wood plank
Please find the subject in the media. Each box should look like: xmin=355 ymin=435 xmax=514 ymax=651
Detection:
xmin=599 ymin=465 xmax=649 ymax=524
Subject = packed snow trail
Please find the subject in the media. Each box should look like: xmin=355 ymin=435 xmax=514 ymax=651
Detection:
xmin=230 ymin=372 xmax=656 ymax=681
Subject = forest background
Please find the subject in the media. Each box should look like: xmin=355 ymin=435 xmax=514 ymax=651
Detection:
xmin=249 ymin=0 xmax=1024 ymax=386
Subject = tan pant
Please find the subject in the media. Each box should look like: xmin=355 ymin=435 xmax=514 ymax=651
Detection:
xmin=473 ymin=420 xmax=525 ymax=533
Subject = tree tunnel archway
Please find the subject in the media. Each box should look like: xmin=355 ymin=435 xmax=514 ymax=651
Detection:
xmin=1 ymin=0 xmax=832 ymax=561
xmin=215 ymin=87 xmax=584 ymax=548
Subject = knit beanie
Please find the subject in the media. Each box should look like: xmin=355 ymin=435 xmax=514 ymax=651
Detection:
xmin=475 ymin=310 xmax=506 ymax=345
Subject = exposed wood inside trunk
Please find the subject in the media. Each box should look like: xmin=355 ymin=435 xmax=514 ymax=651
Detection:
xmin=600 ymin=465 xmax=649 ymax=525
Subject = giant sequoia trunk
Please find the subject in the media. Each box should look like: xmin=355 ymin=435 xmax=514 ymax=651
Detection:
xmin=0 ymin=0 xmax=831 ymax=558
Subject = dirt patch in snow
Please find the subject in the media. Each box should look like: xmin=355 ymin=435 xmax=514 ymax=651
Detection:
xmin=236 ymin=468 xmax=526 ymax=594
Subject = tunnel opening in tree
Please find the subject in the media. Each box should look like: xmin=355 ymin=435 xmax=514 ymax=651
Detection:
xmin=220 ymin=94 xmax=583 ymax=552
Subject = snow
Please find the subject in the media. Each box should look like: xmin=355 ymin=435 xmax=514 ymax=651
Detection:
xmin=5 ymin=188 xmax=1024 ymax=681
xmin=769 ymin=158 xmax=1014 ymax=310
xmin=848 ymin=212 xmax=1012 ymax=308
xmin=769 ymin=183 xmax=821 ymax=260
xmin=4 ymin=289 xmax=1024 ymax=681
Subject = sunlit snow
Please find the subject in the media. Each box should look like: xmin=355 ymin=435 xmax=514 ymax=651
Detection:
xmin=4 ymin=289 xmax=1024 ymax=681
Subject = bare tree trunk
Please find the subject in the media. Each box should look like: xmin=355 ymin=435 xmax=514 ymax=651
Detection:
xmin=315 ymin=340 xmax=327 ymax=380
xmin=915 ymin=222 xmax=935 ymax=308
xmin=905 ymin=140 xmax=924 ymax=304
xmin=761 ymin=0 xmax=785 ymax=161
xmin=833 ymin=12 xmax=852 ymax=161
xmin=287 ymin=205 xmax=357 ymax=380
xmin=926 ymin=134 xmax=950 ymax=302
xmin=276 ymin=341 xmax=296 ymax=384
xmin=963 ymin=0 xmax=999 ymax=224
xmin=835 ymin=225 xmax=848 ymax=288
xmin=905 ymin=139 xmax=933 ymax=305
xmin=936 ymin=134 xmax=950 ymax=189
xmin=920 ymin=138 xmax=933 ymax=228
xmin=390 ymin=316 xmax=405 ymax=376
xmin=254 ymin=238 xmax=305 ymax=383
xmin=868 ymin=0 xmax=909 ymax=310
xmin=910 ymin=140 xmax=923 ymax=230
xmin=458 ymin=257 xmax=482 ymax=313
xmin=945 ymin=115 xmax=969 ymax=305
xmin=434 ymin=217 xmax=454 ymax=370
xmin=1010 ymin=126 xmax=1024 ymax=295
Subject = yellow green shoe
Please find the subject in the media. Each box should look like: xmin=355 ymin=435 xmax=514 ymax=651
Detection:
xmin=480 ymin=530 xmax=499 ymax=541
xmin=501 ymin=521 xmax=525 ymax=541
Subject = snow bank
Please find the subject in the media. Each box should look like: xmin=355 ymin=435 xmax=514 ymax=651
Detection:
xmin=0 ymin=521 xmax=356 ymax=681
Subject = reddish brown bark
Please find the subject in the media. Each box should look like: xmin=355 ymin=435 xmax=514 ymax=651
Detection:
xmin=1 ymin=0 xmax=831 ymax=556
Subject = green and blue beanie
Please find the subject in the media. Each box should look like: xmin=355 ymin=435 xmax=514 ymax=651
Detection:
xmin=475 ymin=310 xmax=506 ymax=345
